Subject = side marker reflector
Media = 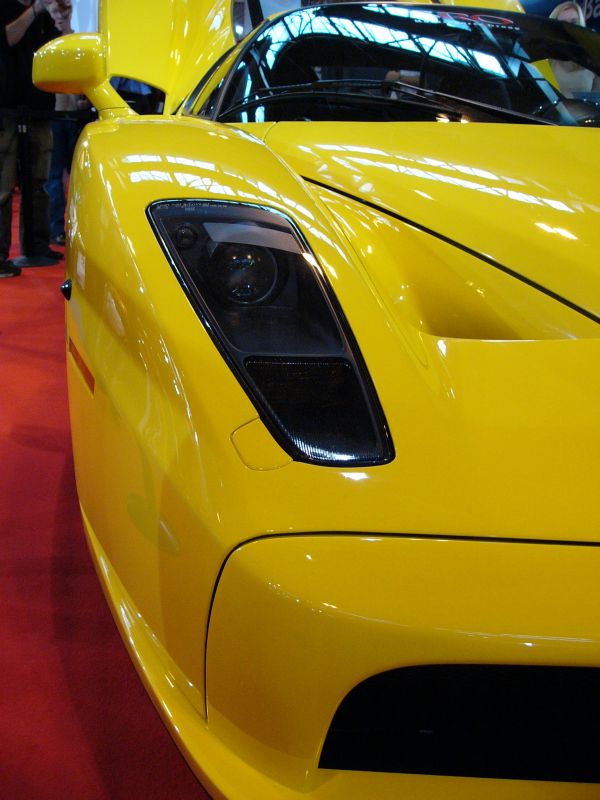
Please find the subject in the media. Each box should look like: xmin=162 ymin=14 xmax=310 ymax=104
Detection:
xmin=68 ymin=338 xmax=95 ymax=394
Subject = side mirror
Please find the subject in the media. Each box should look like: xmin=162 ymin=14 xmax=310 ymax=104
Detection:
xmin=34 ymin=33 xmax=105 ymax=93
xmin=33 ymin=34 xmax=133 ymax=117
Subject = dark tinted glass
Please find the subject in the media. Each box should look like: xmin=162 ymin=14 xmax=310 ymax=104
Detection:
xmin=193 ymin=4 xmax=600 ymax=125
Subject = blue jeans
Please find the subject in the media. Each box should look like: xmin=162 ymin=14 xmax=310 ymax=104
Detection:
xmin=47 ymin=118 xmax=80 ymax=240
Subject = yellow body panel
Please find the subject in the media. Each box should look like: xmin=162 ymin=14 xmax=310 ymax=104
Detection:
xmin=34 ymin=0 xmax=600 ymax=796
xmin=84 ymin=513 xmax=600 ymax=799
xmin=262 ymin=122 xmax=600 ymax=319
xmin=33 ymin=33 xmax=132 ymax=115
xmin=100 ymin=0 xmax=235 ymax=112
xmin=60 ymin=113 xmax=600 ymax=796
xmin=208 ymin=535 xmax=600 ymax=792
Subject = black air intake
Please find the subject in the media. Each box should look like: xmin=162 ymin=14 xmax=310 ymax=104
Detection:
xmin=320 ymin=665 xmax=600 ymax=782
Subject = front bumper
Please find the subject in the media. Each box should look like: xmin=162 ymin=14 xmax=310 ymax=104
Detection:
xmin=206 ymin=533 xmax=600 ymax=797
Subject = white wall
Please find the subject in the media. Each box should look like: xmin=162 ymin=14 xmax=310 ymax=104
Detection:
xmin=71 ymin=0 xmax=99 ymax=33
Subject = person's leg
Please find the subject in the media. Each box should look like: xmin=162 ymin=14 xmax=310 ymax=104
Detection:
xmin=20 ymin=119 xmax=53 ymax=257
xmin=47 ymin=118 xmax=66 ymax=241
xmin=0 ymin=117 xmax=18 ymax=266
xmin=54 ymin=118 xmax=80 ymax=242
xmin=54 ymin=119 xmax=81 ymax=244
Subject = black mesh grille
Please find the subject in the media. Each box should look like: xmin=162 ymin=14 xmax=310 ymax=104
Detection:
xmin=244 ymin=356 xmax=389 ymax=464
xmin=320 ymin=665 xmax=600 ymax=782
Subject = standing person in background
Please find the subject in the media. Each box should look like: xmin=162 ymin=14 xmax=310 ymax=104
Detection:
xmin=549 ymin=1 xmax=600 ymax=95
xmin=46 ymin=7 xmax=79 ymax=247
xmin=550 ymin=0 xmax=586 ymax=24
xmin=47 ymin=92 xmax=80 ymax=246
xmin=0 ymin=0 xmax=71 ymax=277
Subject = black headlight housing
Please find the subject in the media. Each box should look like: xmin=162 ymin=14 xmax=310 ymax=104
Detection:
xmin=148 ymin=200 xmax=393 ymax=466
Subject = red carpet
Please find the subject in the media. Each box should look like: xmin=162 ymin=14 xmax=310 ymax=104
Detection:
xmin=0 ymin=200 xmax=210 ymax=799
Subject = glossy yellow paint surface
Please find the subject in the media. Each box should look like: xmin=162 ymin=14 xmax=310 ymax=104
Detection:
xmin=33 ymin=33 xmax=131 ymax=115
xmin=60 ymin=112 xmax=600 ymax=797
xmin=85 ymin=511 xmax=600 ymax=799
xmin=263 ymin=122 xmax=600 ymax=319
xmin=34 ymin=1 xmax=600 ymax=797
xmin=100 ymin=0 xmax=236 ymax=112
xmin=33 ymin=33 xmax=105 ymax=94
xmin=208 ymin=534 xmax=600 ymax=792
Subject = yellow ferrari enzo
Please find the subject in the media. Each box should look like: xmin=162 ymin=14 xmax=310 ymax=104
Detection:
xmin=34 ymin=0 xmax=600 ymax=797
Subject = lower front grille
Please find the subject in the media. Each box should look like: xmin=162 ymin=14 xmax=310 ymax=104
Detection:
xmin=319 ymin=665 xmax=600 ymax=782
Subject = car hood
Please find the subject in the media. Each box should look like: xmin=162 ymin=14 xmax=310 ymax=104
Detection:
xmin=73 ymin=115 xmax=600 ymax=544
xmin=263 ymin=122 xmax=600 ymax=322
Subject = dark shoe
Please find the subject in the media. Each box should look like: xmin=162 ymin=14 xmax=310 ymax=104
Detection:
xmin=21 ymin=249 xmax=63 ymax=262
xmin=0 ymin=260 xmax=21 ymax=278
xmin=51 ymin=233 xmax=66 ymax=246
xmin=13 ymin=251 xmax=62 ymax=268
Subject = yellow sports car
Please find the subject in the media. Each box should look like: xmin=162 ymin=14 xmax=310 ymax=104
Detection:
xmin=34 ymin=0 xmax=600 ymax=797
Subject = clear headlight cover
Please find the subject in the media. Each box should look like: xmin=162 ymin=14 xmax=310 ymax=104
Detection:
xmin=149 ymin=200 xmax=393 ymax=466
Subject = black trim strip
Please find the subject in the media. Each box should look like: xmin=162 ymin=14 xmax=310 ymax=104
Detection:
xmin=303 ymin=176 xmax=600 ymax=326
xmin=221 ymin=530 xmax=600 ymax=554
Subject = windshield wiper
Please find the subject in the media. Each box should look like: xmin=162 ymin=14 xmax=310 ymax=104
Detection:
xmin=217 ymin=77 xmax=555 ymax=125
xmin=216 ymin=80 xmax=465 ymax=121
xmin=323 ymin=78 xmax=556 ymax=125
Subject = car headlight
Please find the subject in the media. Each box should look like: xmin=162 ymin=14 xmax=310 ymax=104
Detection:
xmin=148 ymin=200 xmax=393 ymax=466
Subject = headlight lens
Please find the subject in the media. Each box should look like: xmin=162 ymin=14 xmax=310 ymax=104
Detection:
xmin=149 ymin=200 xmax=393 ymax=466
xmin=206 ymin=242 xmax=281 ymax=306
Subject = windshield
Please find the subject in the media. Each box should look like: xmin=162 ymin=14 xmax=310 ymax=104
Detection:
xmin=186 ymin=3 xmax=600 ymax=125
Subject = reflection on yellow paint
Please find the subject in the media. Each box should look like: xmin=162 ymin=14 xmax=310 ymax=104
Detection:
xmin=129 ymin=169 xmax=173 ymax=183
xmin=536 ymin=222 xmax=578 ymax=240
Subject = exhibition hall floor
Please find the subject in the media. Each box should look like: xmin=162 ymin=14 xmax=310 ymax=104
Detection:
xmin=0 ymin=203 xmax=209 ymax=799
